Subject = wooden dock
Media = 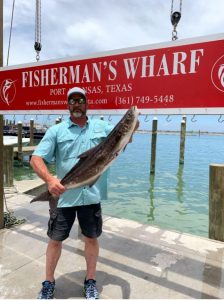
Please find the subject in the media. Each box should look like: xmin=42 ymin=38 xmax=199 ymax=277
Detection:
xmin=13 ymin=145 xmax=36 ymax=159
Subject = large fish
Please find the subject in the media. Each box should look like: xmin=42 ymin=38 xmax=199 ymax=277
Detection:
xmin=30 ymin=106 xmax=139 ymax=206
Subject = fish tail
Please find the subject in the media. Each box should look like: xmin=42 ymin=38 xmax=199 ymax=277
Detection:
xmin=30 ymin=190 xmax=55 ymax=203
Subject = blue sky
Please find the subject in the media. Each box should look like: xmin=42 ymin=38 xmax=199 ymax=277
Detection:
xmin=2 ymin=0 xmax=224 ymax=132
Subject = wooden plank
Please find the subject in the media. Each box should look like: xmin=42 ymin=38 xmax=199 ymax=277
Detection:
xmin=13 ymin=146 xmax=36 ymax=160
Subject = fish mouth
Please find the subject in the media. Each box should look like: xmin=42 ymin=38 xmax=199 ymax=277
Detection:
xmin=132 ymin=106 xmax=139 ymax=113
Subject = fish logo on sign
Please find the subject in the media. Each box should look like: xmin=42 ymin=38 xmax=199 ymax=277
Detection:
xmin=218 ymin=65 xmax=224 ymax=88
xmin=0 ymin=79 xmax=17 ymax=106
xmin=211 ymin=55 xmax=224 ymax=93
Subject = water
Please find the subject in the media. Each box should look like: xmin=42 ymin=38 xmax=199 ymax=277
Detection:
xmin=102 ymin=133 xmax=224 ymax=238
xmin=13 ymin=133 xmax=224 ymax=237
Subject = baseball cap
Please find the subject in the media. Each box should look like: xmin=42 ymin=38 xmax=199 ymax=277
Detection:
xmin=67 ymin=87 xmax=86 ymax=100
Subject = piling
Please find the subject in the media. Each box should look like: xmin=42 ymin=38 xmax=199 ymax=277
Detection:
xmin=148 ymin=174 xmax=155 ymax=220
xmin=3 ymin=146 xmax=14 ymax=187
xmin=209 ymin=164 xmax=224 ymax=241
xmin=29 ymin=119 xmax=34 ymax=146
xmin=179 ymin=118 xmax=186 ymax=164
xmin=176 ymin=164 xmax=184 ymax=203
xmin=17 ymin=121 xmax=23 ymax=162
xmin=150 ymin=118 xmax=158 ymax=174
xmin=182 ymin=115 xmax=187 ymax=126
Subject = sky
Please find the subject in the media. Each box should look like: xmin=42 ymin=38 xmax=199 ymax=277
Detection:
xmin=2 ymin=0 xmax=224 ymax=132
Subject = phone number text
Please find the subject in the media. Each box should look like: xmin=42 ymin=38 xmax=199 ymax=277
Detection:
xmin=115 ymin=95 xmax=174 ymax=106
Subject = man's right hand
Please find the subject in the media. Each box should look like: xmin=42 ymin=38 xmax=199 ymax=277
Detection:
xmin=47 ymin=177 xmax=66 ymax=197
xmin=30 ymin=155 xmax=66 ymax=198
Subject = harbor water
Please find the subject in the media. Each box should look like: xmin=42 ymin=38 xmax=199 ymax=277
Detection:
xmin=13 ymin=132 xmax=224 ymax=238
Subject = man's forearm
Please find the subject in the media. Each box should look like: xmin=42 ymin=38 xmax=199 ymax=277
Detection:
xmin=30 ymin=155 xmax=54 ymax=184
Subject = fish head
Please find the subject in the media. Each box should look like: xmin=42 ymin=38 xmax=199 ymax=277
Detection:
xmin=120 ymin=106 xmax=139 ymax=134
xmin=112 ymin=106 xmax=139 ymax=153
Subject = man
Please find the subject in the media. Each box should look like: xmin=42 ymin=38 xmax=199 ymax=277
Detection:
xmin=30 ymin=87 xmax=114 ymax=299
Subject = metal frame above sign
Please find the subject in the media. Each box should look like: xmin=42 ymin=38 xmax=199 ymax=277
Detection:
xmin=0 ymin=33 xmax=224 ymax=115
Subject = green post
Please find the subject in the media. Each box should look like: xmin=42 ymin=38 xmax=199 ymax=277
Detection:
xmin=179 ymin=118 xmax=186 ymax=164
xmin=150 ymin=118 xmax=158 ymax=174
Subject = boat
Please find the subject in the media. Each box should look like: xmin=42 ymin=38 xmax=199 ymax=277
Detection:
xmin=3 ymin=136 xmax=30 ymax=146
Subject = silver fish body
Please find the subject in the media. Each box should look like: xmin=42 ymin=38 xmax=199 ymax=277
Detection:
xmin=30 ymin=106 xmax=139 ymax=204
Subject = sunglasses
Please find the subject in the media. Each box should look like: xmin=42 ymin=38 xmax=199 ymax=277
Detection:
xmin=68 ymin=98 xmax=86 ymax=105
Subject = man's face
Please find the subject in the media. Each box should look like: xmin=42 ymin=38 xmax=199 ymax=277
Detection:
xmin=68 ymin=93 xmax=87 ymax=118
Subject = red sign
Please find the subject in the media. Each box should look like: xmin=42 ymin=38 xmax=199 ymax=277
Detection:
xmin=0 ymin=34 xmax=223 ymax=115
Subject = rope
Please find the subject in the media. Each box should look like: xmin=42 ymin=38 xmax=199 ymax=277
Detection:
xmin=4 ymin=211 xmax=26 ymax=228
xmin=3 ymin=190 xmax=26 ymax=228
xmin=6 ymin=0 xmax=15 ymax=66
xmin=34 ymin=0 xmax=42 ymax=61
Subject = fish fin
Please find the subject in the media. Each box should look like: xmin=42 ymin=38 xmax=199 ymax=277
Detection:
xmin=89 ymin=175 xmax=101 ymax=187
xmin=77 ymin=144 xmax=101 ymax=159
xmin=49 ymin=198 xmax=58 ymax=210
xmin=61 ymin=145 xmax=102 ymax=185
xmin=60 ymin=158 xmax=84 ymax=185
xmin=30 ymin=190 xmax=57 ymax=203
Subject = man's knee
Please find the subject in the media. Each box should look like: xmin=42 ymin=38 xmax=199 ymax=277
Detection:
xmin=84 ymin=237 xmax=98 ymax=246
xmin=48 ymin=239 xmax=62 ymax=248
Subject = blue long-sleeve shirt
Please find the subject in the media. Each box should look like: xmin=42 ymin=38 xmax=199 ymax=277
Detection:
xmin=33 ymin=117 xmax=113 ymax=207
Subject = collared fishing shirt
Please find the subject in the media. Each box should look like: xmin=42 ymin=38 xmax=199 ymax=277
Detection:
xmin=32 ymin=117 xmax=113 ymax=207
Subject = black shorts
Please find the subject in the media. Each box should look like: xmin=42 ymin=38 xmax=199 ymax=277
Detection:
xmin=47 ymin=203 xmax=102 ymax=241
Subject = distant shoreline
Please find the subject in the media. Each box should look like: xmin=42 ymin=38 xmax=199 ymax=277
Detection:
xmin=136 ymin=130 xmax=224 ymax=136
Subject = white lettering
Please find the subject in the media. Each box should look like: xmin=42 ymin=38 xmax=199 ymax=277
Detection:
xmin=59 ymin=67 xmax=68 ymax=84
xmin=82 ymin=65 xmax=91 ymax=82
xmin=92 ymin=62 xmax=102 ymax=82
xmin=156 ymin=54 xmax=170 ymax=76
xmin=108 ymin=60 xmax=117 ymax=80
xmin=50 ymin=88 xmax=66 ymax=95
xmin=123 ymin=57 xmax=140 ymax=79
xmin=172 ymin=52 xmax=187 ymax=75
xmin=41 ymin=69 xmax=49 ymax=86
xmin=20 ymin=48 xmax=204 ymax=88
xmin=33 ymin=70 xmax=40 ymax=87
xmin=189 ymin=49 xmax=204 ymax=73
xmin=141 ymin=55 xmax=155 ymax=77
xmin=51 ymin=68 xmax=58 ymax=85
xmin=22 ymin=72 xmax=29 ymax=88
xmin=69 ymin=65 xmax=80 ymax=83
